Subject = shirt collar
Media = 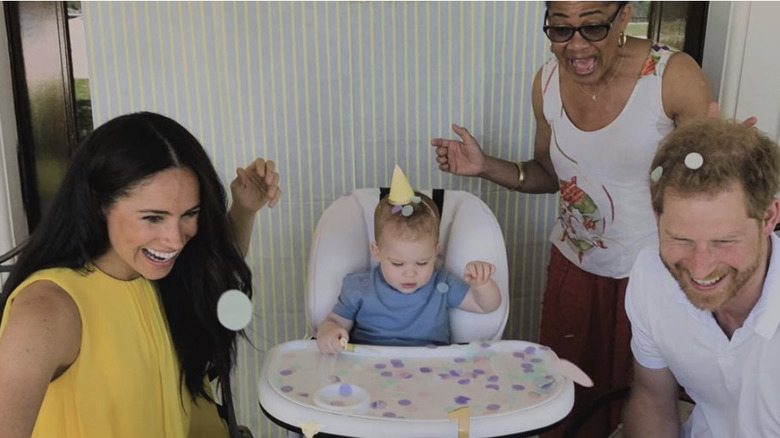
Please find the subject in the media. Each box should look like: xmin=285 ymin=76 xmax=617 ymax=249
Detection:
xmin=752 ymin=233 xmax=780 ymax=339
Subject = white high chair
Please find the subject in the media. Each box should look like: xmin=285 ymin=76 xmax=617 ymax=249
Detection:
xmin=305 ymin=188 xmax=510 ymax=343
xmin=260 ymin=189 xmax=576 ymax=437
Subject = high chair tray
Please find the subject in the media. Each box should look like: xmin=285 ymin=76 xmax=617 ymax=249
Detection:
xmin=258 ymin=340 xmax=574 ymax=437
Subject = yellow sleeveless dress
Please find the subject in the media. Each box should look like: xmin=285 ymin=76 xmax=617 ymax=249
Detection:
xmin=0 ymin=266 xmax=193 ymax=438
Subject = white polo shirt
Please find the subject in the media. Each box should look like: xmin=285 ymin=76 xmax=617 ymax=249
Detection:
xmin=626 ymin=234 xmax=780 ymax=438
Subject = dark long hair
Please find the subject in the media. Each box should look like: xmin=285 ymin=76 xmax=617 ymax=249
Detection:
xmin=1 ymin=112 xmax=251 ymax=423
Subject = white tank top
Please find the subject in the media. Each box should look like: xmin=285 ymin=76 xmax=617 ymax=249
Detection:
xmin=542 ymin=44 xmax=675 ymax=278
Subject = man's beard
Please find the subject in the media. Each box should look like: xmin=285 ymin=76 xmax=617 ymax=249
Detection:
xmin=662 ymin=254 xmax=760 ymax=311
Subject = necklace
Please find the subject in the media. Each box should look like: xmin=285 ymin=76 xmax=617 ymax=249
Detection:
xmin=577 ymin=51 xmax=624 ymax=102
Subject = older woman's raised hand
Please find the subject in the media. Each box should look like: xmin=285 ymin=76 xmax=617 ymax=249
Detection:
xmin=431 ymin=124 xmax=488 ymax=177
xmin=707 ymin=101 xmax=758 ymax=127
xmin=230 ymin=158 xmax=282 ymax=213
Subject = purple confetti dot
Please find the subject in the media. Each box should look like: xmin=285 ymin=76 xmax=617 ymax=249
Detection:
xmin=540 ymin=346 xmax=551 ymax=351
xmin=297 ymin=392 xmax=310 ymax=397
xmin=383 ymin=412 xmax=398 ymax=417
xmin=391 ymin=359 xmax=405 ymax=368
xmin=541 ymin=382 xmax=554 ymax=389
xmin=454 ymin=357 xmax=466 ymax=363
xmin=400 ymin=371 xmax=413 ymax=379
xmin=512 ymin=384 xmax=526 ymax=391
xmin=280 ymin=385 xmax=293 ymax=393
xmin=487 ymin=404 xmax=501 ymax=411
xmin=488 ymin=375 xmax=499 ymax=382
xmin=375 ymin=363 xmax=387 ymax=369
xmin=280 ymin=369 xmax=293 ymax=376
xmin=398 ymin=399 xmax=412 ymax=406
xmin=381 ymin=371 xmax=393 ymax=377
xmin=524 ymin=346 xmax=537 ymax=354
xmin=481 ymin=342 xmax=492 ymax=348
xmin=338 ymin=384 xmax=352 ymax=396
xmin=371 ymin=400 xmax=387 ymax=409
xmin=458 ymin=379 xmax=470 ymax=385
xmin=454 ymin=395 xmax=471 ymax=405
xmin=472 ymin=369 xmax=486 ymax=375
xmin=486 ymin=384 xmax=500 ymax=390
xmin=438 ymin=373 xmax=450 ymax=379
xmin=420 ymin=367 xmax=432 ymax=373
xmin=449 ymin=370 xmax=462 ymax=377
xmin=512 ymin=351 xmax=526 ymax=359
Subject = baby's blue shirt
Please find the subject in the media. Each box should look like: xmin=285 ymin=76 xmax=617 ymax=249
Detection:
xmin=332 ymin=266 xmax=469 ymax=346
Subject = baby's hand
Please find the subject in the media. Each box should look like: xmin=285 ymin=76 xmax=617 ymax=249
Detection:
xmin=316 ymin=326 xmax=350 ymax=355
xmin=464 ymin=261 xmax=495 ymax=286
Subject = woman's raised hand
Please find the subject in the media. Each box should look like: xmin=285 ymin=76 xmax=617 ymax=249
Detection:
xmin=230 ymin=158 xmax=282 ymax=213
xmin=431 ymin=124 xmax=487 ymax=177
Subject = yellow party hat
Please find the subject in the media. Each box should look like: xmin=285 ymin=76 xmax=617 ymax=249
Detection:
xmin=388 ymin=165 xmax=415 ymax=206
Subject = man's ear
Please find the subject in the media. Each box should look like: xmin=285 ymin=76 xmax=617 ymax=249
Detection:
xmin=370 ymin=241 xmax=381 ymax=262
xmin=762 ymin=198 xmax=780 ymax=236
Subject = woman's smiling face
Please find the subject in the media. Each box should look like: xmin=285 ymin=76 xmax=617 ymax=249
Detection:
xmin=94 ymin=167 xmax=201 ymax=281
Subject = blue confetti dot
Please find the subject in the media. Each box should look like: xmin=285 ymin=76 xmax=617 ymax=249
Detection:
xmin=454 ymin=395 xmax=471 ymax=405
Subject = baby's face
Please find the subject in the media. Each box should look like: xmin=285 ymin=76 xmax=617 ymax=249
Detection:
xmin=371 ymin=232 xmax=439 ymax=294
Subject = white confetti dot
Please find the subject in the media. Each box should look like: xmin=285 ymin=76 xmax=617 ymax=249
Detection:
xmin=650 ymin=166 xmax=663 ymax=182
xmin=684 ymin=152 xmax=703 ymax=170
xmin=217 ymin=289 xmax=253 ymax=331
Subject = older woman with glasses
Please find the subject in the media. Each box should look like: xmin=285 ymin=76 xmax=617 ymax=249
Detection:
xmin=432 ymin=2 xmax=712 ymax=437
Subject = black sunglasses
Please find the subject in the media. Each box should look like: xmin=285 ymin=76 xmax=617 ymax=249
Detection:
xmin=543 ymin=5 xmax=624 ymax=43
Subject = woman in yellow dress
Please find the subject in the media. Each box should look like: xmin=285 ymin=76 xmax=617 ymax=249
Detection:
xmin=0 ymin=112 xmax=280 ymax=438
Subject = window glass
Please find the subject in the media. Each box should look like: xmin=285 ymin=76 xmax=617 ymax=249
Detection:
xmin=627 ymin=1 xmax=650 ymax=39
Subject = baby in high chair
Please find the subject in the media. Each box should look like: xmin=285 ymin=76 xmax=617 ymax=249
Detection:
xmin=316 ymin=166 xmax=501 ymax=354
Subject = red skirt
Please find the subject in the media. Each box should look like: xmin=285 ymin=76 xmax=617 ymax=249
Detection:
xmin=539 ymin=246 xmax=632 ymax=438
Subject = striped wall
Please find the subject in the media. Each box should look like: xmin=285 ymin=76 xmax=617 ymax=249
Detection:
xmin=82 ymin=2 xmax=556 ymax=435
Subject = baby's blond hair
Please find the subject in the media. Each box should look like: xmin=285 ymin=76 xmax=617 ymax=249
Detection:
xmin=374 ymin=191 xmax=440 ymax=243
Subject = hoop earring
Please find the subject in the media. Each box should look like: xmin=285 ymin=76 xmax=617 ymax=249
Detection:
xmin=618 ymin=32 xmax=626 ymax=47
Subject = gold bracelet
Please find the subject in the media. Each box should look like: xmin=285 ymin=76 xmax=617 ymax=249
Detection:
xmin=511 ymin=161 xmax=525 ymax=191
